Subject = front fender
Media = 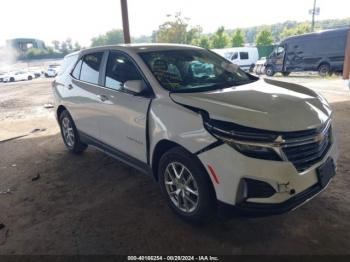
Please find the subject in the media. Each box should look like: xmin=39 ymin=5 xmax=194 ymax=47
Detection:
xmin=149 ymin=98 xmax=217 ymax=165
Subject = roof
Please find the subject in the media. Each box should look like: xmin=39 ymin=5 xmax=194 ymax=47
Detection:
xmin=76 ymin=43 xmax=203 ymax=56
xmin=282 ymin=27 xmax=349 ymax=43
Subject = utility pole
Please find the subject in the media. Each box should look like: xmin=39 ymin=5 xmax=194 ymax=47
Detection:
xmin=343 ymin=28 xmax=350 ymax=80
xmin=309 ymin=0 xmax=320 ymax=32
xmin=120 ymin=0 xmax=131 ymax=44
xmin=312 ymin=0 xmax=316 ymax=31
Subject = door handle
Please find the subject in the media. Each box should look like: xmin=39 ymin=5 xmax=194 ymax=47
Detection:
xmin=68 ymin=84 xmax=73 ymax=90
xmin=97 ymin=94 xmax=109 ymax=102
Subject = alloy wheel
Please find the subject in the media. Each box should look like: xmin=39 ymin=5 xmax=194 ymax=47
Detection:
xmin=164 ymin=162 xmax=199 ymax=213
xmin=61 ymin=117 xmax=75 ymax=147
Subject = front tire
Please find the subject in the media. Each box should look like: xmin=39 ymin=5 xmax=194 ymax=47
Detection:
xmin=28 ymin=76 xmax=33 ymax=80
xmin=319 ymin=63 xmax=331 ymax=77
xmin=59 ymin=110 xmax=87 ymax=154
xmin=158 ymin=147 xmax=216 ymax=223
xmin=265 ymin=65 xmax=275 ymax=76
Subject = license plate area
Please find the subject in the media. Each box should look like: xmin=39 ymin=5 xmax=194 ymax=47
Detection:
xmin=317 ymin=158 xmax=336 ymax=188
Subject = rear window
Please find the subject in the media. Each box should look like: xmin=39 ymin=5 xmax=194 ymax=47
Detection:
xmin=79 ymin=52 xmax=103 ymax=85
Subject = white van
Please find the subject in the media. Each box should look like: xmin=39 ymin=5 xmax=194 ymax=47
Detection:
xmin=212 ymin=47 xmax=259 ymax=71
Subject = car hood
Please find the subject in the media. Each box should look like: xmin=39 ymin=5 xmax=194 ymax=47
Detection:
xmin=170 ymin=78 xmax=332 ymax=132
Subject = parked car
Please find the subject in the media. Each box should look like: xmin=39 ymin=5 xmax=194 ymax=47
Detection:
xmin=53 ymin=44 xmax=338 ymax=222
xmin=31 ymin=70 xmax=42 ymax=78
xmin=265 ymin=28 xmax=348 ymax=77
xmin=45 ymin=64 xmax=60 ymax=77
xmin=0 ymin=72 xmax=6 ymax=82
xmin=253 ymin=57 xmax=267 ymax=75
xmin=2 ymin=71 xmax=35 ymax=82
xmin=212 ymin=47 xmax=259 ymax=72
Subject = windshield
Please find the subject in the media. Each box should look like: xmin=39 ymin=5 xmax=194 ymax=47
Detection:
xmin=139 ymin=49 xmax=257 ymax=93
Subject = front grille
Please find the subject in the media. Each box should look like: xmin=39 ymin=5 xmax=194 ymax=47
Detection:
xmin=282 ymin=123 xmax=332 ymax=172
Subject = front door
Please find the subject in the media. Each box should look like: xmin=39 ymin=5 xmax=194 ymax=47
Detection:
xmin=269 ymin=46 xmax=285 ymax=72
xmin=96 ymin=51 xmax=152 ymax=163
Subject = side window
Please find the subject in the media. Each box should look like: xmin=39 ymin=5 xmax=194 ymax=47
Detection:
xmin=105 ymin=52 xmax=142 ymax=91
xmin=71 ymin=59 xmax=82 ymax=79
xmin=231 ymin=52 xmax=238 ymax=60
xmin=239 ymin=52 xmax=249 ymax=60
xmin=276 ymin=46 xmax=285 ymax=57
xmin=80 ymin=52 xmax=103 ymax=85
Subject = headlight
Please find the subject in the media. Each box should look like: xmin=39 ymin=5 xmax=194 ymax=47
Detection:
xmin=204 ymin=119 xmax=282 ymax=161
xmin=225 ymin=140 xmax=281 ymax=161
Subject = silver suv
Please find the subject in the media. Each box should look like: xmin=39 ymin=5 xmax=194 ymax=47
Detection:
xmin=53 ymin=44 xmax=338 ymax=222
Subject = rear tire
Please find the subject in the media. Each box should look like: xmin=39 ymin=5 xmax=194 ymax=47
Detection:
xmin=265 ymin=66 xmax=275 ymax=76
xmin=9 ymin=77 xmax=14 ymax=82
xmin=28 ymin=76 xmax=33 ymax=80
xmin=59 ymin=110 xmax=87 ymax=154
xmin=158 ymin=147 xmax=216 ymax=224
xmin=318 ymin=63 xmax=331 ymax=77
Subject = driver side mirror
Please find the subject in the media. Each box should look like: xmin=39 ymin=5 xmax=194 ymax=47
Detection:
xmin=123 ymin=80 xmax=145 ymax=94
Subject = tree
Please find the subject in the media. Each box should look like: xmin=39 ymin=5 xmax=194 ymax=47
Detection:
xmin=186 ymin=25 xmax=202 ymax=45
xmin=281 ymin=23 xmax=312 ymax=39
xmin=52 ymin=40 xmax=60 ymax=51
xmin=91 ymin=29 xmax=124 ymax=47
xmin=198 ymin=36 xmax=210 ymax=49
xmin=256 ymin=28 xmax=274 ymax=46
xmin=191 ymin=35 xmax=210 ymax=48
xmin=133 ymin=35 xmax=152 ymax=43
xmin=60 ymin=41 xmax=69 ymax=55
xmin=231 ymin=29 xmax=245 ymax=47
xmin=51 ymin=39 xmax=81 ymax=55
xmin=210 ymin=26 xmax=229 ymax=48
xmin=74 ymin=42 xmax=81 ymax=51
xmin=156 ymin=12 xmax=188 ymax=43
xmin=66 ymin=38 xmax=73 ymax=50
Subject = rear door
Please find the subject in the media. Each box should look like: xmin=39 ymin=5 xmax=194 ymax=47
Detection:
xmin=96 ymin=51 xmax=152 ymax=163
xmin=67 ymin=51 xmax=105 ymax=139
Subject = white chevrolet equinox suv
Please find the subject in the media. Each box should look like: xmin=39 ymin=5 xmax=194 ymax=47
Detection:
xmin=53 ymin=44 xmax=338 ymax=223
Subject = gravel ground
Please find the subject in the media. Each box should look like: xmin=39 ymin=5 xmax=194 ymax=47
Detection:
xmin=0 ymin=77 xmax=350 ymax=255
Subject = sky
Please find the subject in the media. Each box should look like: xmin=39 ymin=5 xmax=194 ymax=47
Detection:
xmin=0 ymin=0 xmax=349 ymax=47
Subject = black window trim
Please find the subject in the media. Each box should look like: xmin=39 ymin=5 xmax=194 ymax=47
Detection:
xmin=70 ymin=51 xmax=104 ymax=84
xmin=70 ymin=49 xmax=155 ymax=99
xmin=71 ymin=59 xmax=83 ymax=80
xmin=100 ymin=50 xmax=155 ymax=98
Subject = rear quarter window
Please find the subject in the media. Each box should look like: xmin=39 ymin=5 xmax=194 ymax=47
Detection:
xmin=71 ymin=60 xmax=82 ymax=79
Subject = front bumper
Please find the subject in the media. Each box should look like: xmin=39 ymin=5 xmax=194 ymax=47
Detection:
xmin=197 ymin=136 xmax=338 ymax=214
xmin=218 ymin=181 xmax=327 ymax=217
